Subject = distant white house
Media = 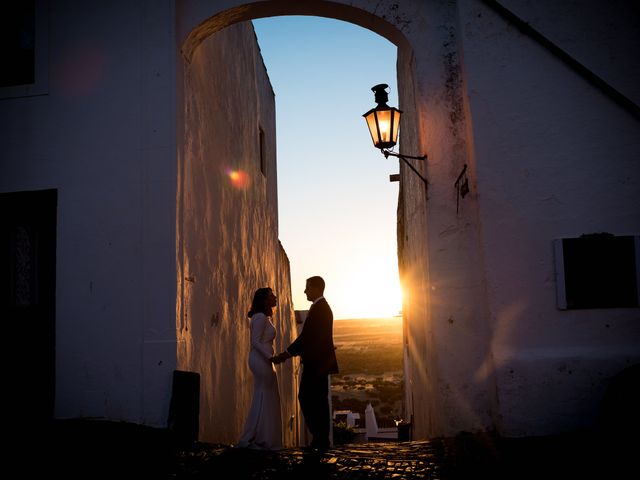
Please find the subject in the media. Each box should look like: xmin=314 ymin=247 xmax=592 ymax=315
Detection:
xmin=365 ymin=403 xmax=398 ymax=441
xmin=333 ymin=410 xmax=361 ymax=428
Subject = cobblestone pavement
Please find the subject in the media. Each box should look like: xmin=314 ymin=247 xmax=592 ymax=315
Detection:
xmin=174 ymin=440 xmax=449 ymax=479
xmin=171 ymin=429 xmax=634 ymax=479
xmin=25 ymin=420 xmax=634 ymax=479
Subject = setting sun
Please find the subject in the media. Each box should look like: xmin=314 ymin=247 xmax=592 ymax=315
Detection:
xmin=331 ymin=268 xmax=402 ymax=319
xmin=290 ymin=257 xmax=403 ymax=320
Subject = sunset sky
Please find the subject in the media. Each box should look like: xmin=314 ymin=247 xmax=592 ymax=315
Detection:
xmin=252 ymin=16 xmax=402 ymax=320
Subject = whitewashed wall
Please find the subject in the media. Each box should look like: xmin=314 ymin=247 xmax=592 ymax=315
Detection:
xmin=456 ymin=0 xmax=640 ymax=436
xmin=177 ymin=22 xmax=299 ymax=445
xmin=0 ymin=0 xmax=178 ymax=426
xmin=0 ymin=1 xmax=298 ymax=442
xmin=178 ymin=0 xmax=640 ymax=440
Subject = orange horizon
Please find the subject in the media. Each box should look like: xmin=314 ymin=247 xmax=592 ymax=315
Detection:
xmin=334 ymin=315 xmax=402 ymax=321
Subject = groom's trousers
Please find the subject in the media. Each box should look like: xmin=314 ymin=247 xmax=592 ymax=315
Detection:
xmin=299 ymin=368 xmax=330 ymax=448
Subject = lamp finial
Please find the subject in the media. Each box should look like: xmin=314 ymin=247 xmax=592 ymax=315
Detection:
xmin=371 ymin=84 xmax=389 ymax=106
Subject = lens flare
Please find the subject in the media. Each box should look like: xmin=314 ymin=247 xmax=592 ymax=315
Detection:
xmin=58 ymin=45 xmax=108 ymax=97
xmin=226 ymin=169 xmax=250 ymax=189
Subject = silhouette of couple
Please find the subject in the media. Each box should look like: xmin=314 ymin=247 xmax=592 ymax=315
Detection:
xmin=236 ymin=276 xmax=339 ymax=452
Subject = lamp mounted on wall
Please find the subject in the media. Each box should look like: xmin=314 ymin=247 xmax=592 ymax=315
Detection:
xmin=363 ymin=84 xmax=428 ymax=187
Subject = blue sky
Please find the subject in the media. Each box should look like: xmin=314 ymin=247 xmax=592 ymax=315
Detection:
xmin=252 ymin=16 xmax=401 ymax=319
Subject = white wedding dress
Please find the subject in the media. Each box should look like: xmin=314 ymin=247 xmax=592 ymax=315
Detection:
xmin=237 ymin=312 xmax=283 ymax=450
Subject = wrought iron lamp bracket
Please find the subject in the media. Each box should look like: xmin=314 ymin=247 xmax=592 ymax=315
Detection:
xmin=381 ymin=149 xmax=428 ymax=187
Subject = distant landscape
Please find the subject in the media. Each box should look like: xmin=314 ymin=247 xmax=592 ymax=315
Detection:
xmin=331 ymin=317 xmax=404 ymax=426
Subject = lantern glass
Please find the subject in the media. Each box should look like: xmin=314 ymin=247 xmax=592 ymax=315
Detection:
xmin=363 ymin=106 xmax=401 ymax=149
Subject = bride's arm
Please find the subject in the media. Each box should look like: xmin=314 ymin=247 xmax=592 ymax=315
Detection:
xmin=250 ymin=313 xmax=272 ymax=360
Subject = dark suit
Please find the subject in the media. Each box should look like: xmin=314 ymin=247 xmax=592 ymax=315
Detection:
xmin=287 ymin=297 xmax=338 ymax=448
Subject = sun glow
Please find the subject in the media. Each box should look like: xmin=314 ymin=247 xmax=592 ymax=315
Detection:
xmin=336 ymin=278 xmax=403 ymax=319
xmin=296 ymin=260 xmax=404 ymax=320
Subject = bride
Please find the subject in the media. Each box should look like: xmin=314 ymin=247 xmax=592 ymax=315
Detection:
xmin=236 ymin=287 xmax=282 ymax=450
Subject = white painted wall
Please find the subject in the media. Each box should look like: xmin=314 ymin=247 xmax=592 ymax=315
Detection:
xmin=396 ymin=0 xmax=640 ymax=438
xmin=177 ymin=22 xmax=299 ymax=445
xmin=1 ymin=1 xmax=298 ymax=443
xmin=457 ymin=0 xmax=640 ymax=436
xmin=0 ymin=0 xmax=178 ymax=426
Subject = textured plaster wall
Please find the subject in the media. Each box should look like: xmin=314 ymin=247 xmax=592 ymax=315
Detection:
xmin=457 ymin=0 xmax=640 ymax=436
xmin=397 ymin=1 xmax=499 ymax=438
xmin=396 ymin=46 xmax=440 ymax=437
xmin=177 ymin=22 xmax=299 ymax=445
xmin=0 ymin=0 xmax=177 ymax=426
xmin=494 ymin=0 xmax=640 ymax=107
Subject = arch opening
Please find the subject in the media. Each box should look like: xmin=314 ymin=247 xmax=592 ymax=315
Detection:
xmin=176 ymin=1 xmax=423 ymax=445
xmin=180 ymin=2 xmax=412 ymax=63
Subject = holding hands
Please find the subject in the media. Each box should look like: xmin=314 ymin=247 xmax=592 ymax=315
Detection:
xmin=271 ymin=351 xmax=291 ymax=365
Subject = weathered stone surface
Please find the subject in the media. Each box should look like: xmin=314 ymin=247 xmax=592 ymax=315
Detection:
xmin=178 ymin=21 xmax=298 ymax=446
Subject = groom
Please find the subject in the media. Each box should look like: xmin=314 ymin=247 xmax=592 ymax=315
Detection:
xmin=272 ymin=276 xmax=339 ymax=451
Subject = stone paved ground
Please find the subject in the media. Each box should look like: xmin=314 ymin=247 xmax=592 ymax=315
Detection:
xmin=175 ymin=440 xmax=448 ymax=479
xmin=20 ymin=420 xmax=635 ymax=479
xmin=173 ymin=432 xmax=634 ymax=480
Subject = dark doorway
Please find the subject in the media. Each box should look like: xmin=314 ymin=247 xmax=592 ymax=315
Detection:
xmin=1 ymin=189 xmax=57 ymax=427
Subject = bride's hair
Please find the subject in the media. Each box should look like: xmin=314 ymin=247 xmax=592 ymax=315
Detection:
xmin=247 ymin=287 xmax=273 ymax=318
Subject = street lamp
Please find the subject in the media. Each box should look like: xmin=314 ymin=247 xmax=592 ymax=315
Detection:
xmin=363 ymin=84 xmax=428 ymax=187
xmin=363 ymin=83 xmax=402 ymax=149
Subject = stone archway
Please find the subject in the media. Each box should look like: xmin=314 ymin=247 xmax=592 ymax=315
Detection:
xmin=175 ymin=0 xmax=496 ymax=443
xmin=176 ymin=1 xmax=425 ymax=446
